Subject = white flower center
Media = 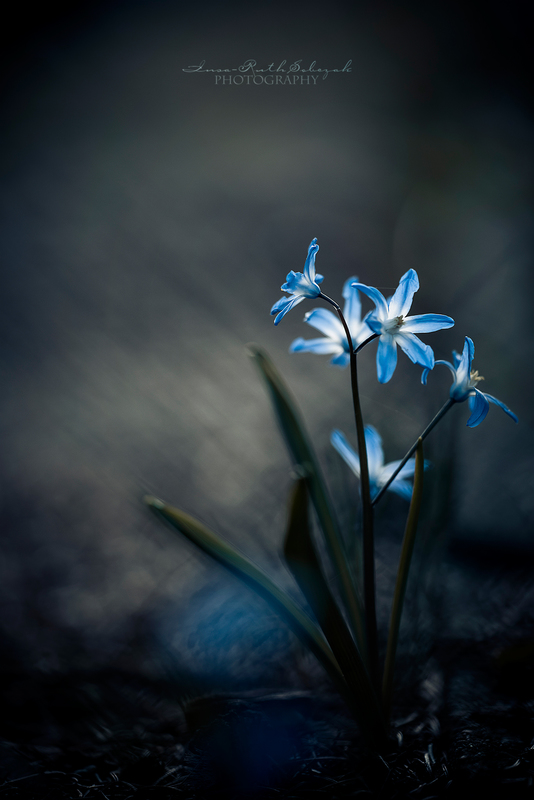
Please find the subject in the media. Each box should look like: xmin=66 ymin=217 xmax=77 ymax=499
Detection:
xmin=383 ymin=315 xmax=405 ymax=333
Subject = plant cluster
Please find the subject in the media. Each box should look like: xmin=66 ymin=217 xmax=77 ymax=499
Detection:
xmin=146 ymin=238 xmax=517 ymax=748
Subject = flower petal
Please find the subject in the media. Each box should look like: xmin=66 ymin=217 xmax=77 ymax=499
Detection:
xmin=331 ymin=429 xmax=360 ymax=477
xmin=355 ymin=322 xmax=373 ymax=346
xmin=272 ymin=295 xmax=306 ymax=325
xmin=303 ymin=308 xmax=345 ymax=342
xmin=376 ymin=334 xmax=398 ymax=383
xmin=484 ymin=393 xmax=518 ymax=423
xmin=330 ymin=352 xmax=351 ymax=368
xmin=364 ymin=312 xmax=384 ymax=336
xmin=385 ymin=479 xmax=413 ymax=501
xmin=396 ymin=332 xmax=434 ymax=368
xmin=289 ymin=337 xmax=344 ymax=356
xmin=402 ymin=314 xmax=455 ymax=333
xmin=364 ymin=425 xmax=384 ymax=478
xmin=428 ymin=359 xmax=456 ymax=382
xmin=282 ymin=271 xmax=320 ymax=297
xmin=271 ymin=296 xmax=290 ymax=315
xmin=352 ymin=283 xmax=389 ymax=321
xmin=388 ymin=269 xmax=419 ymax=318
xmin=466 ymin=389 xmax=489 ymax=427
xmin=303 ymin=238 xmax=319 ymax=282
xmin=455 ymin=337 xmax=474 ymax=388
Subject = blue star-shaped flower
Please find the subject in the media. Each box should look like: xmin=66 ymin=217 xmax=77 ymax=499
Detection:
xmin=421 ymin=336 xmax=518 ymax=428
xmin=352 ymin=269 xmax=454 ymax=384
xmin=270 ymin=238 xmax=323 ymax=325
xmin=288 ymin=277 xmax=372 ymax=367
xmin=331 ymin=426 xmax=428 ymax=501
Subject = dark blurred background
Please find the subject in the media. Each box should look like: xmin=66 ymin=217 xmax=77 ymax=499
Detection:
xmin=1 ymin=0 xmax=533 ymax=688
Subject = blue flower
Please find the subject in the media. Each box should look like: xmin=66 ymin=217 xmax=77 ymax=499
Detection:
xmin=288 ymin=277 xmax=372 ymax=367
xmin=270 ymin=238 xmax=323 ymax=325
xmin=352 ymin=269 xmax=454 ymax=384
xmin=331 ymin=426 xmax=428 ymax=501
xmin=421 ymin=336 xmax=518 ymax=428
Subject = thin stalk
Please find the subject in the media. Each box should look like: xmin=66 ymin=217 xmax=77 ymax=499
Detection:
xmin=355 ymin=333 xmax=379 ymax=354
xmin=382 ymin=439 xmax=425 ymax=722
xmin=372 ymin=399 xmax=455 ymax=506
xmin=320 ymin=292 xmax=380 ymax=693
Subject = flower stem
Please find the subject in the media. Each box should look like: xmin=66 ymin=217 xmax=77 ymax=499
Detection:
xmin=320 ymin=293 xmax=380 ymax=692
xmin=355 ymin=333 xmax=379 ymax=354
xmin=372 ymin=398 xmax=455 ymax=506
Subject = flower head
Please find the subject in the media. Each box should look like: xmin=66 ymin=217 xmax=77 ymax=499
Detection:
xmin=270 ymin=238 xmax=324 ymax=325
xmin=289 ymin=277 xmax=372 ymax=367
xmin=331 ymin=426 xmax=428 ymax=501
xmin=422 ymin=336 xmax=518 ymax=427
xmin=352 ymin=269 xmax=454 ymax=383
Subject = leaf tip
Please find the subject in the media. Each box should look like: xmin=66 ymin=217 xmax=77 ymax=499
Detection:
xmin=143 ymin=494 xmax=165 ymax=510
xmin=245 ymin=342 xmax=261 ymax=359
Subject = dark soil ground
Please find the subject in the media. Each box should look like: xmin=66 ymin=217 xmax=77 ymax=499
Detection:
xmin=2 ymin=623 xmax=534 ymax=800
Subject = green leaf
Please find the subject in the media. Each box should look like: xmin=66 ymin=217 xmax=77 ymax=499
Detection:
xmin=144 ymin=495 xmax=346 ymax=697
xmin=248 ymin=345 xmax=366 ymax=654
xmin=382 ymin=438 xmax=425 ymax=722
xmin=283 ymin=479 xmax=386 ymax=746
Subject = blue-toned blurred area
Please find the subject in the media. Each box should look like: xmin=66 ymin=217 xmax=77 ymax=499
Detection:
xmin=1 ymin=0 xmax=533 ymax=686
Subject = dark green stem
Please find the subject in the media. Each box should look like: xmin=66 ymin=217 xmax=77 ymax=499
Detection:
xmin=372 ymin=399 xmax=455 ymax=506
xmin=320 ymin=293 xmax=380 ymax=692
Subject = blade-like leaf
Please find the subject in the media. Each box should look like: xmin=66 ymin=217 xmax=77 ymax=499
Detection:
xmin=284 ymin=479 xmax=385 ymax=746
xmin=248 ymin=345 xmax=366 ymax=655
xmin=144 ymin=495 xmax=347 ymax=698
xmin=382 ymin=438 xmax=425 ymax=722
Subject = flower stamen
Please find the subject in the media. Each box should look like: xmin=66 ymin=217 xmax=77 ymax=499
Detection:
xmin=469 ymin=370 xmax=484 ymax=387
xmin=383 ymin=315 xmax=405 ymax=334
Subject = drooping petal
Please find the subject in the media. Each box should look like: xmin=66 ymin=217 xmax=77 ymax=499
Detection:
xmin=303 ymin=308 xmax=345 ymax=342
xmin=331 ymin=429 xmax=360 ymax=477
xmin=387 ymin=269 xmax=419 ymax=318
xmin=342 ymin=276 xmax=362 ymax=331
xmin=315 ymin=273 xmax=324 ymax=284
xmin=272 ymin=295 xmax=306 ymax=325
xmin=364 ymin=425 xmax=384 ymax=478
xmin=376 ymin=334 xmax=398 ymax=383
xmin=484 ymin=393 xmax=518 ymax=423
xmin=396 ymin=332 xmax=434 ymax=369
xmin=271 ymin=296 xmax=291 ymax=315
xmin=303 ymin=238 xmax=319 ymax=282
xmin=422 ymin=359 xmax=456 ymax=385
xmin=466 ymin=389 xmax=489 ymax=427
xmin=289 ymin=337 xmax=344 ymax=356
xmin=402 ymin=313 xmax=455 ymax=333
xmin=351 ymin=283 xmax=389 ymax=322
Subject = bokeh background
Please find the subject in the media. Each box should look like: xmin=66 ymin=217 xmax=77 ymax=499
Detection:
xmin=1 ymin=0 xmax=533 ymax=689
